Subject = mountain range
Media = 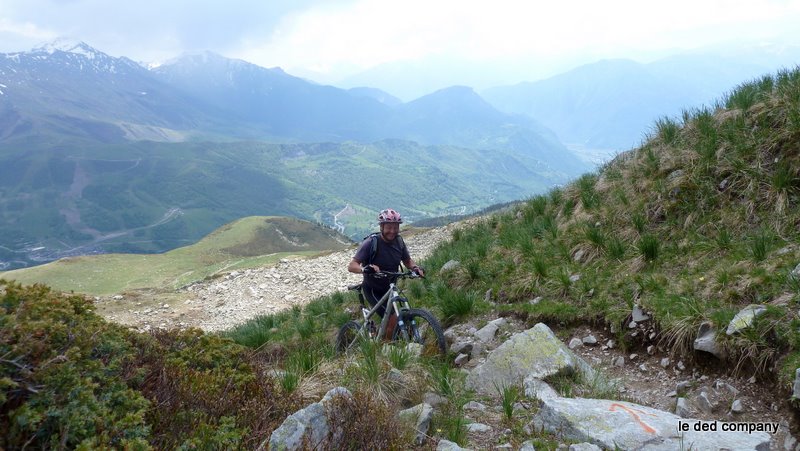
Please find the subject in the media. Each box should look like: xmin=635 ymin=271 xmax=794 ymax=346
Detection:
xmin=2 ymin=39 xmax=796 ymax=270
xmin=482 ymin=47 xmax=800 ymax=151
xmin=0 ymin=40 xmax=587 ymax=270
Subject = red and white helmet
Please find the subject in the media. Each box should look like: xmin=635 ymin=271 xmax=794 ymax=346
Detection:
xmin=377 ymin=208 xmax=403 ymax=224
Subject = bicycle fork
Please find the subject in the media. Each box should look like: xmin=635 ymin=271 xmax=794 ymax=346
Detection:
xmin=391 ymin=295 xmax=412 ymax=340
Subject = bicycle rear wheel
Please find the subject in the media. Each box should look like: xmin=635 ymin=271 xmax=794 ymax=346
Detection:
xmin=336 ymin=321 xmax=363 ymax=354
xmin=394 ymin=308 xmax=446 ymax=357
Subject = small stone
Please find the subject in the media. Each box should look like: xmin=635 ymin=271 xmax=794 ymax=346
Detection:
xmin=784 ymin=434 xmax=798 ymax=451
xmin=613 ymin=356 xmax=625 ymax=367
xmin=660 ymin=358 xmax=670 ymax=368
xmin=609 ymin=322 xmax=618 ymax=334
xmin=454 ymin=353 xmax=469 ymax=366
xmin=466 ymin=422 xmax=491 ymax=433
xmin=629 ymin=353 xmax=638 ymax=361
xmin=714 ymin=381 xmax=739 ymax=396
xmin=677 ymin=361 xmax=686 ymax=371
xmin=632 ymin=305 xmax=650 ymax=322
xmin=667 ymin=390 xmax=677 ymax=397
xmin=731 ymin=399 xmax=744 ymax=413
xmin=647 ymin=345 xmax=655 ymax=355
xmin=463 ymin=401 xmax=487 ymax=411
xmin=628 ymin=321 xmax=638 ymax=329
xmin=423 ymin=392 xmax=448 ymax=408
xmin=675 ymin=397 xmax=691 ymax=417
xmin=793 ymin=368 xmax=800 ymax=399
xmin=638 ymin=364 xmax=648 ymax=371
xmin=582 ymin=335 xmax=598 ymax=345
xmin=569 ymin=338 xmax=583 ymax=349
xmin=748 ymin=375 xmax=757 ymax=384
xmin=606 ymin=339 xmax=615 ymax=349
xmin=676 ymin=381 xmax=690 ymax=392
xmin=697 ymin=391 xmax=714 ymax=413
xmin=530 ymin=296 xmax=543 ymax=305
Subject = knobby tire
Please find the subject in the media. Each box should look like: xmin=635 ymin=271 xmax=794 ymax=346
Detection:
xmin=336 ymin=320 xmax=362 ymax=354
xmin=394 ymin=308 xmax=446 ymax=357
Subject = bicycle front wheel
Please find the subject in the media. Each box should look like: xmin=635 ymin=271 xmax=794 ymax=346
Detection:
xmin=336 ymin=320 xmax=363 ymax=354
xmin=394 ymin=308 xmax=446 ymax=357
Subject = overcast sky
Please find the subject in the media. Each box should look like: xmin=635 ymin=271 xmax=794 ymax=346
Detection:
xmin=2 ymin=0 xmax=799 ymax=95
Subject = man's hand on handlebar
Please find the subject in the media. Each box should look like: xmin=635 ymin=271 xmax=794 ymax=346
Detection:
xmin=411 ymin=265 xmax=425 ymax=278
xmin=361 ymin=264 xmax=379 ymax=275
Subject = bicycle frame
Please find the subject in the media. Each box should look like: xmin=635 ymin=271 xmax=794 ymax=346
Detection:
xmin=339 ymin=269 xmax=445 ymax=356
xmin=351 ymin=271 xmax=414 ymax=340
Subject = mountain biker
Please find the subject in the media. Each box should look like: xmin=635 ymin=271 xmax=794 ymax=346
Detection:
xmin=347 ymin=208 xmax=424 ymax=339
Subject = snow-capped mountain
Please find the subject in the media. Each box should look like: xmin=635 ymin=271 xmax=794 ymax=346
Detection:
xmin=0 ymin=40 xmax=224 ymax=141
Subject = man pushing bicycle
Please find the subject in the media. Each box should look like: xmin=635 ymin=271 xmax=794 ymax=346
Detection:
xmin=347 ymin=208 xmax=424 ymax=339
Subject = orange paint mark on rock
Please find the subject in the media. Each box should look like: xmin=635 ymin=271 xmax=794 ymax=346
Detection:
xmin=609 ymin=403 xmax=657 ymax=434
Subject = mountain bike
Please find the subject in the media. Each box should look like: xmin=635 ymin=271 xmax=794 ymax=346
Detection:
xmin=336 ymin=270 xmax=446 ymax=357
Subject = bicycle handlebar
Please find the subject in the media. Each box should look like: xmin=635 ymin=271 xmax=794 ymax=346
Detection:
xmin=370 ymin=270 xmax=423 ymax=280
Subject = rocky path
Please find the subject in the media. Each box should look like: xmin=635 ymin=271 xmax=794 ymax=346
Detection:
xmin=99 ymin=223 xmax=459 ymax=333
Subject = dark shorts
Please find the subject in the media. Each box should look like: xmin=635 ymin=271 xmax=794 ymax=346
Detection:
xmin=362 ymin=285 xmax=390 ymax=317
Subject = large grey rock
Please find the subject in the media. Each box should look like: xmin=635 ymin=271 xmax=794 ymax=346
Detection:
xmin=693 ymin=322 xmax=726 ymax=359
xmin=519 ymin=440 xmax=537 ymax=451
xmin=465 ymin=323 xmax=593 ymax=395
xmin=267 ymin=387 xmax=352 ymax=451
xmin=398 ymin=403 xmax=433 ymax=446
xmin=532 ymin=397 xmax=770 ymax=450
xmin=726 ymin=304 xmax=767 ymax=335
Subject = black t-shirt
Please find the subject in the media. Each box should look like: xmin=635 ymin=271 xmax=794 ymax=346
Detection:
xmin=353 ymin=234 xmax=410 ymax=293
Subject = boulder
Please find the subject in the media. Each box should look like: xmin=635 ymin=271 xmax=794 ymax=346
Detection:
xmin=465 ymin=323 xmax=593 ymax=395
xmin=532 ymin=397 xmax=770 ymax=450
xmin=266 ymin=387 xmax=352 ymax=451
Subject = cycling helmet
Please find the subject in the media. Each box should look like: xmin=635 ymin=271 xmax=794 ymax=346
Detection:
xmin=377 ymin=208 xmax=403 ymax=224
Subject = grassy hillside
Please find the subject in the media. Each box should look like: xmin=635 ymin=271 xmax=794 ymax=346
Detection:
xmin=422 ymin=66 xmax=800 ymax=385
xmin=0 ymin=216 xmax=352 ymax=296
xmin=0 ymin=138 xmax=580 ymax=270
